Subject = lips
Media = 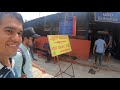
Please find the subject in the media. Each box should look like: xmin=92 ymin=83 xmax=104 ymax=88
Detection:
xmin=7 ymin=44 xmax=19 ymax=50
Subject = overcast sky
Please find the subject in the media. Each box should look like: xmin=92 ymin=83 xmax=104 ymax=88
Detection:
xmin=18 ymin=12 xmax=59 ymax=21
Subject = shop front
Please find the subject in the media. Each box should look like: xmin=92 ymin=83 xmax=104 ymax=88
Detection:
xmin=89 ymin=12 xmax=120 ymax=60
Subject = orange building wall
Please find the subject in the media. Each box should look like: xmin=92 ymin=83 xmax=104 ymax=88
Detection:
xmin=35 ymin=36 xmax=48 ymax=48
xmin=35 ymin=36 xmax=91 ymax=60
xmin=69 ymin=39 xmax=91 ymax=60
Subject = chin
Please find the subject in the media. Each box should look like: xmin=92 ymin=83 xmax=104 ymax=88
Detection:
xmin=10 ymin=52 xmax=17 ymax=57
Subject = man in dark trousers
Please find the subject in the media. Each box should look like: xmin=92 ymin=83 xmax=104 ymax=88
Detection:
xmin=104 ymin=31 xmax=113 ymax=62
xmin=43 ymin=43 xmax=52 ymax=63
xmin=93 ymin=34 xmax=107 ymax=66
xmin=35 ymin=43 xmax=52 ymax=63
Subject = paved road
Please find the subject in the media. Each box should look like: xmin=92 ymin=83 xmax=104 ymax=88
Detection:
xmin=33 ymin=54 xmax=120 ymax=78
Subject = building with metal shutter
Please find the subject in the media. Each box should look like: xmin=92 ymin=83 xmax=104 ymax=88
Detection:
xmin=24 ymin=12 xmax=120 ymax=59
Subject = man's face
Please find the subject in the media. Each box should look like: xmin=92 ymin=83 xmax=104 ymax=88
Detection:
xmin=29 ymin=37 xmax=33 ymax=47
xmin=0 ymin=16 xmax=23 ymax=57
xmin=26 ymin=37 xmax=33 ymax=47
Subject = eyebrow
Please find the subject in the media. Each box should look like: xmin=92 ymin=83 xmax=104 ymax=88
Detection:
xmin=4 ymin=26 xmax=23 ymax=32
xmin=4 ymin=26 xmax=16 ymax=30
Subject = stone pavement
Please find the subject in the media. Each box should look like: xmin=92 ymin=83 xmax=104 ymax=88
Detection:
xmin=32 ymin=67 xmax=54 ymax=78
xmin=32 ymin=53 xmax=120 ymax=78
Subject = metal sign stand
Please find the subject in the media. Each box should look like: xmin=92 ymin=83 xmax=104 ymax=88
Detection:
xmin=54 ymin=54 xmax=75 ymax=78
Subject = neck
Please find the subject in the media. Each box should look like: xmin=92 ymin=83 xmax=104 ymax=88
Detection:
xmin=0 ymin=56 xmax=11 ymax=67
xmin=22 ymin=42 xmax=29 ymax=49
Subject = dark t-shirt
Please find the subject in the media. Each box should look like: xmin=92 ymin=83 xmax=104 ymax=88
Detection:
xmin=104 ymin=34 xmax=112 ymax=48
xmin=43 ymin=43 xmax=50 ymax=50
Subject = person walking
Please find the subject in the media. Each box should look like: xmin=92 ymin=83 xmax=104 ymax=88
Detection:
xmin=93 ymin=34 xmax=107 ymax=67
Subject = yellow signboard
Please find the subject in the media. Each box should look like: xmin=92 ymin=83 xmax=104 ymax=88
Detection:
xmin=47 ymin=35 xmax=72 ymax=57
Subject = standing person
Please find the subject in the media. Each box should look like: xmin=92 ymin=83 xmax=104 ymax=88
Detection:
xmin=0 ymin=12 xmax=24 ymax=78
xmin=35 ymin=43 xmax=52 ymax=63
xmin=43 ymin=43 xmax=52 ymax=63
xmin=93 ymin=34 xmax=107 ymax=67
xmin=13 ymin=27 xmax=46 ymax=78
xmin=104 ymin=31 xmax=113 ymax=62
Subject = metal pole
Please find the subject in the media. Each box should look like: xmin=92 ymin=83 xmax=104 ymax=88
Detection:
xmin=54 ymin=56 xmax=63 ymax=78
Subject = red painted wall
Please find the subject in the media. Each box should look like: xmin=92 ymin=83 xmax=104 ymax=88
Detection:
xmin=35 ymin=36 xmax=48 ymax=48
xmin=69 ymin=39 xmax=91 ymax=60
xmin=35 ymin=36 xmax=91 ymax=60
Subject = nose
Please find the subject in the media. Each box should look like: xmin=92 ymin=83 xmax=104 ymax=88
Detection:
xmin=11 ymin=33 xmax=22 ymax=43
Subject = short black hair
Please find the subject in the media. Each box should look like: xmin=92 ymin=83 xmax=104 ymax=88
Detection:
xmin=97 ymin=34 xmax=102 ymax=39
xmin=0 ymin=12 xmax=24 ymax=27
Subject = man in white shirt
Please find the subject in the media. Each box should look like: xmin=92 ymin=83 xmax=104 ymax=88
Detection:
xmin=13 ymin=27 xmax=46 ymax=78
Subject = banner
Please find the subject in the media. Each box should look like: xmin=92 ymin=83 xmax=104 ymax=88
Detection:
xmin=95 ymin=12 xmax=120 ymax=23
xmin=47 ymin=35 xmax=72 ymax=57
xmin=59 ymin=16 xmax=76 ymax=35
xmin=73 ymin=16 xmax=76 ymax=36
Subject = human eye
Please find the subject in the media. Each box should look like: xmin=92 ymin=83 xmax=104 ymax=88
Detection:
xmin=6 ymin=29 xmax=13 ymax=35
